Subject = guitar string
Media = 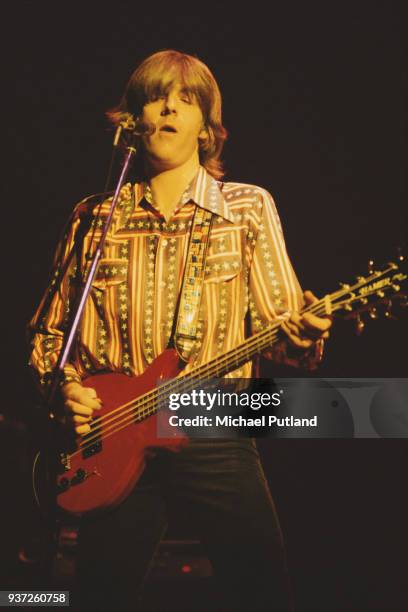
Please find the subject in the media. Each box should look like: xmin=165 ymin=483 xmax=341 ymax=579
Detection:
xmin=85 ymin=300 xmax=326 ymax=422
xmin=69 ymin=266 xmax=396 ymax=459
xmin=72 ymin=322 xmax=284 ymax=458
xmin=73 ymin=286 xmax=378 ymax=456
xmin=70 ymin=299 xmax=330 ymax=458
xmin=78 ymin=282 xmax=359 ymax=436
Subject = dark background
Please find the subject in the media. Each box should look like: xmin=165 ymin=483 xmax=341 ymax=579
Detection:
xmin=1 ymin=2 xmax=407 ymax=611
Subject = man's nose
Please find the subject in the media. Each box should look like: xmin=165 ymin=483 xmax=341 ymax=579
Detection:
xmin=160 ymin=93 xmax=177 ymax=115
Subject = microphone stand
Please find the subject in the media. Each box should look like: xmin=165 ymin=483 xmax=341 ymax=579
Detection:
xmin=46 ymin=128 xmax=138 ymax=413
xmin=40 ymin=124 xmax=140 ymax=551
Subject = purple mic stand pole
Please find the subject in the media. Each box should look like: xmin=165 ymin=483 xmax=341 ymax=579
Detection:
xmin=35 ymin=119 xmax=153 ymax=569
xmin=46 ymin=136 xmax=137 ymax=414
xmin=39 ymin=125 xmax=140 ymax=544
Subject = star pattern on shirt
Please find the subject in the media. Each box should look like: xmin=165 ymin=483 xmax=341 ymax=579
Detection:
xmin=29 ymin=169 xmax=308 ymax=387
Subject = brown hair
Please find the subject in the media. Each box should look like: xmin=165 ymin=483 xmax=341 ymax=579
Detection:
xmin=107 ymin=50 xmax=227 ymax=179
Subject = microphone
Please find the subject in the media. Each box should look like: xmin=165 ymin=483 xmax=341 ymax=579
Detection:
xmin=120 ymin=114 xmax=155 ymax=136
xmin=113 ymin=115 xmax=155 ymax=146
xmin=128 ymin=118 xmax=156 ymax=136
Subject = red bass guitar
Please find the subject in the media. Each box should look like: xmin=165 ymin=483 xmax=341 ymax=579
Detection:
xmin=32 ymin=259 xmax=406 ymax=516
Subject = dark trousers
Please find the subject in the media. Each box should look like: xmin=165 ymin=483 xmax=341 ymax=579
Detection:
xmin=77 ymin=439 xmax=293 ymax=611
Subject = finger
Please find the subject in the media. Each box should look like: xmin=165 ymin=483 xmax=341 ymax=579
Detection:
xmin=304 ymin=290 xmax=318 ymax=305
xmin=65 ymin=400 xmax=94 ymax=417
xmin=302 ymin=312 xmax=332 ymax=331
xmin=73 ymin=414 xmax=92 ymax=424
xmin=285 ymin=319 xmax=316 ymax=342
xmin=82 ymin=390 xmax=102 ymax=408
xmin=288 ymin=312 xmax=302 ymax=325
xmin=281 ymin=321 xmax=314 ymax=349
xmin=285 ymin=318 xmax=303 ymax=335
xmin=285 ymin=317 xmax=329 ymax=343
xmin=84 ymin=387 xmax=101 ymax=401
xmin=287 ymin=316 xmax=321 ymax=340
xmin=76 ymin=423 xmax=91 ymax=436
xmin=288 ymin=312 xmax=316 ymax=335
xmin=69 ymin=392 xmax=101 ymax=410
xmin=67 ymin=386 xmax=101 ymax=407
xmin=81 ymin=393 xmax=102 ymax=409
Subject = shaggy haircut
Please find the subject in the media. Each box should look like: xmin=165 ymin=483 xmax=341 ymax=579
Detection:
xmin=107 ymin=50 xmax=228 ymax=179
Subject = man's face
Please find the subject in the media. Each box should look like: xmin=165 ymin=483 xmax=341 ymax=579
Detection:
xmin=141 ymin=82 xmax=206 ymax=172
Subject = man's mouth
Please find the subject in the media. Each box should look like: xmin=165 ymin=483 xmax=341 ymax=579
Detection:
xmin=160 ymin=125 xmax=178 ymax=133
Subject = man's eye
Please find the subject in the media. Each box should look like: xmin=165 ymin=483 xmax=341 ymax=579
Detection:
xmin=180 ymin=92 xmax=193 ymax=103
xmin=148 ymin=94 xmax=166 ymax=103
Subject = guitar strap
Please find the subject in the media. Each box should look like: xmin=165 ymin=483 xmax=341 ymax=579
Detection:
xmin=172 ymin=205 xmax=214 ymax=362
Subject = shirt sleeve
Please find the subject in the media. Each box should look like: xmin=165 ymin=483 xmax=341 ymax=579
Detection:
xmin=27 ymin=206 xmax=85 ymax=392
xmin=247 ymin=188 xmax=323 ymax=370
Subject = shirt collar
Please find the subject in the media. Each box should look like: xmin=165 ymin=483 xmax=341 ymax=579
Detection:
xmin=133 ymin=166 xmax=236 ymax=224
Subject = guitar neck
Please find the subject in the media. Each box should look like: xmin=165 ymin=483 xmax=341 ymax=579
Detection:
xmin=178 ymin=295 xmax=332 ymax=383
xmin=182 ymin=319 xmax=283 ymax=381
xmin=144 ymin=260 xmax=406 ymax=416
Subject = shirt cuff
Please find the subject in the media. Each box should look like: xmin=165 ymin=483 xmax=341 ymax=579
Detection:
xmin=60 ymin=364 xmax=82 ymax=387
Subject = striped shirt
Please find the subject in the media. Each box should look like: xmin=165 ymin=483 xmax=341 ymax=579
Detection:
xmin=28 ymin=166 xmax=318 ymax=389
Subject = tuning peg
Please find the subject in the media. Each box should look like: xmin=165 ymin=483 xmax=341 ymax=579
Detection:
xmin=339 ymin=282 xmax=350 ymax=290
xmin=368 ymin=307 xmax=378 ymax=319
xmin=356 ymin=276 xmax=365 ymax=283
xmin=397 ymin=247 xmax=405 ymax=263
xmin=384 ymin=300 xmax=396 ymax=320
xmin=355 ymin=314 xmax=365 ymax=335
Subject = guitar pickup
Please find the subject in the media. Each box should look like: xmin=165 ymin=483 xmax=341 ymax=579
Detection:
xmin=82 ymin=440 xmax=102 ymax=459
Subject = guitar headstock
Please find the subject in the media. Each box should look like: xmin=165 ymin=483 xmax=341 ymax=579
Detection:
xmin=328 ymin=254 xmax=407 ymax=333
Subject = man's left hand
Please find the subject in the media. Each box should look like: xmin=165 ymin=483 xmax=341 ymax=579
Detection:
xmin=281 ymin=290 xmax=332 ymax=350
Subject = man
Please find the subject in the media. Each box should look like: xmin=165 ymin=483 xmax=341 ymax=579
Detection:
xmin=29 ymin=50 xmax=331 ymax=611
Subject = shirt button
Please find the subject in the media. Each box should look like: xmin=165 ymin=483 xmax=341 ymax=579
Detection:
xmin=161 ymin=239 xmax=168 ymax=247
xmin=159 ymin=281 xmax=166 ymax=288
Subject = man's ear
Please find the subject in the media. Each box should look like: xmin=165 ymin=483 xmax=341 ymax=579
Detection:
xmin=198 ymin=124 xmax=214 ymax=154
xmin=199 ymin=126 xmax=209 ymax=141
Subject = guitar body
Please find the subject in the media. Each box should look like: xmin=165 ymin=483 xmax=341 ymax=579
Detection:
xmin=33 ymin=349 xmax=188 ymax=517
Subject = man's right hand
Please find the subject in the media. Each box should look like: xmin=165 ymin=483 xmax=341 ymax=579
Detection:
xmin=61 ymin=382 xmax=102 ymax=436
